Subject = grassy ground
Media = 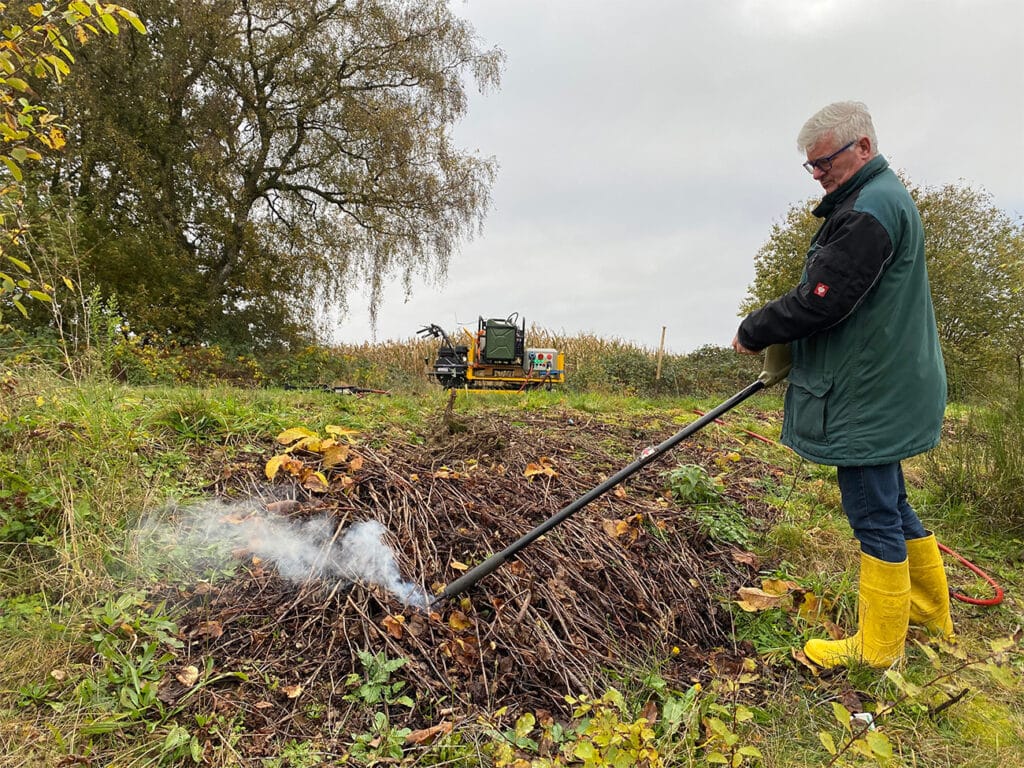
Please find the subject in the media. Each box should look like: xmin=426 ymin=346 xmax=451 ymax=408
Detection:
xmin=0 ymin=372 xmax=1022 ymax=767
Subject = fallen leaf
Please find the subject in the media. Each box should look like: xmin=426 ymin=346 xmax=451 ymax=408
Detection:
xmin=265 ymin=500 xmax=301 ymax=514
xmin=732 ymin=550 xmax=759 ymax=569
xmin=448 ymin=611 xmax=472 ymax=631
xmin=382 ymin=614 xmax=405 ymax=639
xmin=276 ymin=427 xmax=317 ymax=445
xmin=320 ymin=445 xmax=350 ymax=468
xmin=450 ymin=560 xmax=469 ymax=572
xmin=176 ymin=665 xmax=200 ymax=687
xmin=640 ymin=700 xmax=658 ymax=724
xmin=404 ymin=721 xmax=453 ymax=745
xmin=254 ymin=701 xmax=273 ymax=709
xmin=348 ymin=454 xmax=364 ymax=471
xmin=524 ymin=456 xmax=557 ymax=478
xmin=195 ymin=620 xmax=223 ymax=639
xmin=762 ymin=578 xmax=799 ymax=595
xmin=735 ymin=587 xmax=787 ymax=612
xmin=792 ymin=648 xmax=819 ymax=674
xmin=282 ymin=684 xmax=303 ymax=699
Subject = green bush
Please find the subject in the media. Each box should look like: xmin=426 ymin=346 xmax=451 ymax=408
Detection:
xmin=927 ymin=393 xmax=1024 ymax=527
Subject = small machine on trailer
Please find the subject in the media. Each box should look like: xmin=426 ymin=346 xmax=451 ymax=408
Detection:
xmin=418 ymin=312 xmax=565 ymax=390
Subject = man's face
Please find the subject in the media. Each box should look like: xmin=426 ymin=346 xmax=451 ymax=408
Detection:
xmin=805 ymin=134 xmax=871 ymax=194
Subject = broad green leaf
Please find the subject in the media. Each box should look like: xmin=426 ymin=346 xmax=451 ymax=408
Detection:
xmin=705 ymin=752 xmax=728 ymax=765
xmin=13 ymin=297 xmax=27 ymax=317
xmin=28 ymin=290 xmax=52 ymax=302
xmin=5 ymin=77 xmax=29 ymax=92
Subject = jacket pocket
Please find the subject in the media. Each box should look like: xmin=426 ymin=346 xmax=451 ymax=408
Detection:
xmin=786 ymin=368 xmax=834 ymax=445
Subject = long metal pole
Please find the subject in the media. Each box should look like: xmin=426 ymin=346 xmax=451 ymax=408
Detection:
xmin=435 ymin=377 xmax=767 ymax=602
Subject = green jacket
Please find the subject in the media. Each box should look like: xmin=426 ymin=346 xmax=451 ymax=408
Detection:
xmin=737 ymin=155 xmax=946 ymax=465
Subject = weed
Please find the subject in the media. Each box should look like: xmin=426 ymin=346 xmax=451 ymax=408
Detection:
xmin=343 ymin=650 xmax=414 ymax=708
xmin=349 ymin=711 xmax=412 ymax=765
xmin=664 ymin=463 xmax=723 ymax=506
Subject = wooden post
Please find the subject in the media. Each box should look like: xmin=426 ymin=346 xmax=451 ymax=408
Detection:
xmin=655 ymin=326 xmax=666 ymax=381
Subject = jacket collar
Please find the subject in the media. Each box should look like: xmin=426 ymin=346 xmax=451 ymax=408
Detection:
xmin=812 ymin=154 xmax=889 ymax=218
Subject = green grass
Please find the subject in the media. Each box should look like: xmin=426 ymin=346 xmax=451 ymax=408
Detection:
xmin=1 ymin=367 xmax=1022 ymax=767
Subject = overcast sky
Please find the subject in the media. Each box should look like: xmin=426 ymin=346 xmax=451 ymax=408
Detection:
xmin=334 ymin=0 xmax=1024 ymax=354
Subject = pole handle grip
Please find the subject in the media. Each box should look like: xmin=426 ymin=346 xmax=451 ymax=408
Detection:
xmin=758 ymin=344 xmax=791 ymax=387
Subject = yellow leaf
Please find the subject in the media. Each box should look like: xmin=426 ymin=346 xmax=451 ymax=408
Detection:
xmin=450 ymin=560 xmax=469 ymax=572
xmin=348 ymin=454 xmax=364 ymax=471
xmin=325 ymin=424 xmax=359 ymax=440
xmin=282 ymin=684 xmax=303 ymax=699
xmin=321 ymin=444 xmax=350 ymax=467
xmin=288 ymin=436 xmax=321 ymax=453
xmin=761 ymin=578 xmax=798 ymax=595
xmin=448 ymin=611 xmax=472 ymax=631
xmin=265 ymin=455 xmax=286 ymax=480
xmin=28 ymin=4 xmax=45 ymax=17
xmin=276 ymin=427 xmax=317 ymax=445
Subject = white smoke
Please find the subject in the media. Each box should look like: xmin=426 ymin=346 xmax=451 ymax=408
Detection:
xmin=138 ymin=500 xmax=431 ymax=610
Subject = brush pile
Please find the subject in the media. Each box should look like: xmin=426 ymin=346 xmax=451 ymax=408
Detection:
xmin=153 ymin=408 xmax=782 ymax=749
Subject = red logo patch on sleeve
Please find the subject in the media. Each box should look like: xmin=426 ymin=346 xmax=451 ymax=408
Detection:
xmin=813 ymin=282 xmax=830 ymax=297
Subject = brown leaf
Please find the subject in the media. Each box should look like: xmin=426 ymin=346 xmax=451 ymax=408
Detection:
xmin=265 ymin=500 xmax=301 ymax=515
xmin=735 ymin=587 xmax=787 ymax=612
xmin=731 ymin=550 xmax=760 ymax=569
xmin=348 ymin=454 xmax=364 ymax=471
xmin=195 ymin=620 xmax=223 ymax=639
xmin=640 ymin=700 xmax=658 ymax=724
xmin=791 ymin=648 xmax=820 ymax=674
xmin=404 ymin=721 xmax=453 ymax=745
xmin=282 ymin=684 xmax=303 ymax=699
xmin=382 ymin=614 xmax=405 ymax=639
xmin=320 ymin=445 xmax=351 ymax=468
xmin=448 ymin=610 xmax=472 ymax=631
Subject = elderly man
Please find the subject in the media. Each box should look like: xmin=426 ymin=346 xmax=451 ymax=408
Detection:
xmin=732 ymin=101 xmax=951 ymax=668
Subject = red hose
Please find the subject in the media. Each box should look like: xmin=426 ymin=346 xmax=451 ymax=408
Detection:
xmin=938 ymin=542 xmax=1005 ymax=606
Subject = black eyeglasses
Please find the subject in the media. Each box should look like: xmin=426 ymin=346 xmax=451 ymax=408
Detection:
xmin=803 ymin=140 xmax=856 ymax=174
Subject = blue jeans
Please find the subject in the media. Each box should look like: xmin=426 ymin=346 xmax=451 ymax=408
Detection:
xmin=836 ymin=463 xmax=928 ymax=563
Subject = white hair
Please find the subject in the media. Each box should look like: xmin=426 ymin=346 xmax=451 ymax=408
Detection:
xmin=797 ymin=101 xmax=878 ymax=156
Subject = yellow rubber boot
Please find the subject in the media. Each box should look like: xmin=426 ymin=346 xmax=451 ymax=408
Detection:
xmin=804 ymin=553 xmax=910 ymax=669
xmin=906 ymin=534 xmax=954 ymax=639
